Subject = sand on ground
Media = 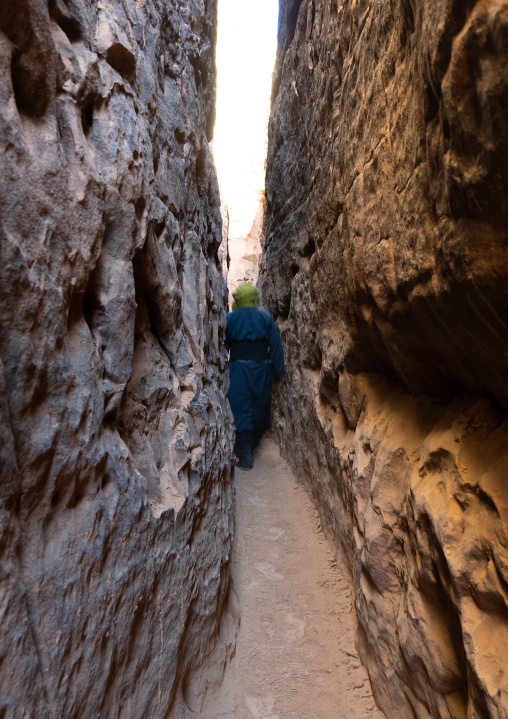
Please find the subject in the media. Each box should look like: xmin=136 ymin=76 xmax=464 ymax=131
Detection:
xmin=200 ymin=435 xmax=385 ymax=719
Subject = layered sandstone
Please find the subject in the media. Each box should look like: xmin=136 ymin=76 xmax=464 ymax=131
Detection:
xmin=0 ymin=0 xmax=234 ymax=716
xmin=260 ymin=1 xmax=508 ymax=717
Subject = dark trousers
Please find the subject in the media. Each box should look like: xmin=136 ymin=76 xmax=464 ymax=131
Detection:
xmin=234 ymin=428 xmax=266 ymax=468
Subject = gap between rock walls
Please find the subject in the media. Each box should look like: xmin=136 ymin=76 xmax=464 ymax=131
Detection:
xmin=0 ymin=0 xmax=507 ymax=718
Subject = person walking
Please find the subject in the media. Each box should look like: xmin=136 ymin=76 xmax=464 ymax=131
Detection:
xmin=226 ymin=284 xmax=284 ymax=470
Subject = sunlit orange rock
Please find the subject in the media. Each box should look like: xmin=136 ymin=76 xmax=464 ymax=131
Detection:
xmin=261 ymin=1 xmax=508 ymax=716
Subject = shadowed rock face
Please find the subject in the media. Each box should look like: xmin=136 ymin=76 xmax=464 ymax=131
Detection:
xmin=260 ymin=0 xmax=508 ymax=716
xmin=0 ymin=0 xmax=234 ymax=716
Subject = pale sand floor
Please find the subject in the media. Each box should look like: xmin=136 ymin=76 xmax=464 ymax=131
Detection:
xmin=200 ymin=436 xmax=385 ymax=719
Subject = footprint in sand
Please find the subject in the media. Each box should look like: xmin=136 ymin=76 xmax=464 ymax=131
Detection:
xmin=284 ymin=613 xmax=306 ymax=640
xmin=265 ymin=527 xmax=284 ymax=541
xmin=245 ymin=695 xmax=280 ymax=718
xmin=249 ymin=496 xmax=267 ymax=507
xmin=255 ymin=562 xmax=284 ymax=580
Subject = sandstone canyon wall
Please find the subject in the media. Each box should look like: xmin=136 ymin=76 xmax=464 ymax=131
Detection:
xmin=0 ymin=0 xmax=235 ymax=716
xmin=260 ymin=1 xmax=508 ymax=717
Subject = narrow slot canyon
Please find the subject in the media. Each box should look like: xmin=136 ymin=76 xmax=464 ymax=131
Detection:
xmin=0 ymin=2 xmax=507 ymax=719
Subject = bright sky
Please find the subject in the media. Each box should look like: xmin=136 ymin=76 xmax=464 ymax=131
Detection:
xmin=214 ymin=0 xmax=279 ymax=241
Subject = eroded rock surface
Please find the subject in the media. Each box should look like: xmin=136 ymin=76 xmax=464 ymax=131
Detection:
xmin=0 ymin=0 xmax=234 ymax=716
xmin=260 ymin=1 xmax=508 ymax=717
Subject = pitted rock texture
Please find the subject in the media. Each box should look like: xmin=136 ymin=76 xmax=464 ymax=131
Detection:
xmin=0 ymin=0 xmax=234 ymax=716
xmin=219 ymin=195 xmax=230 ymax=284
xmin=260 ymin=1 xmax=508 ymax=717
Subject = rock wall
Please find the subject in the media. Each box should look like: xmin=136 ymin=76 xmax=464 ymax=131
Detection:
xmin=260 ymin=1 xmax=508 ymax=717
xmin=218 ymin=194 xmax=230 ymax=284
xmin=0 ymin=0 xmax=235 ymax=716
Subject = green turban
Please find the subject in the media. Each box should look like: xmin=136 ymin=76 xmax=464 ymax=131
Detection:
xmin=233 ymin=283 xmax=258 ymax=308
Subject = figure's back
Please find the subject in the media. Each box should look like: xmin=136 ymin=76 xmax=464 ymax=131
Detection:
xmin=226 ymin=307 xmax=273 ymax=344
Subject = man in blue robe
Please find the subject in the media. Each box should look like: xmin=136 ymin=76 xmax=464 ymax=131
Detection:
xmin=226 ymin=284 xmax=284 ymax=470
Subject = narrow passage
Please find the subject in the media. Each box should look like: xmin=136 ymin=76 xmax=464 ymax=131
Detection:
xmin=201 ymin=437 xmax=385 ymax=719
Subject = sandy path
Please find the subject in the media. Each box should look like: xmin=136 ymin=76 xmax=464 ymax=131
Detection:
xmin=200 ymin=436 xmax=385 ymax=719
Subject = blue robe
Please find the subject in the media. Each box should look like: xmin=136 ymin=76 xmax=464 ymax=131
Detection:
xmin=226 ymin=307 xmax=284 ymax=431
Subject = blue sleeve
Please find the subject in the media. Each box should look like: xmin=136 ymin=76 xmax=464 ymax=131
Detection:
xmin=268 ymin=318 xmax=284 ymax=378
